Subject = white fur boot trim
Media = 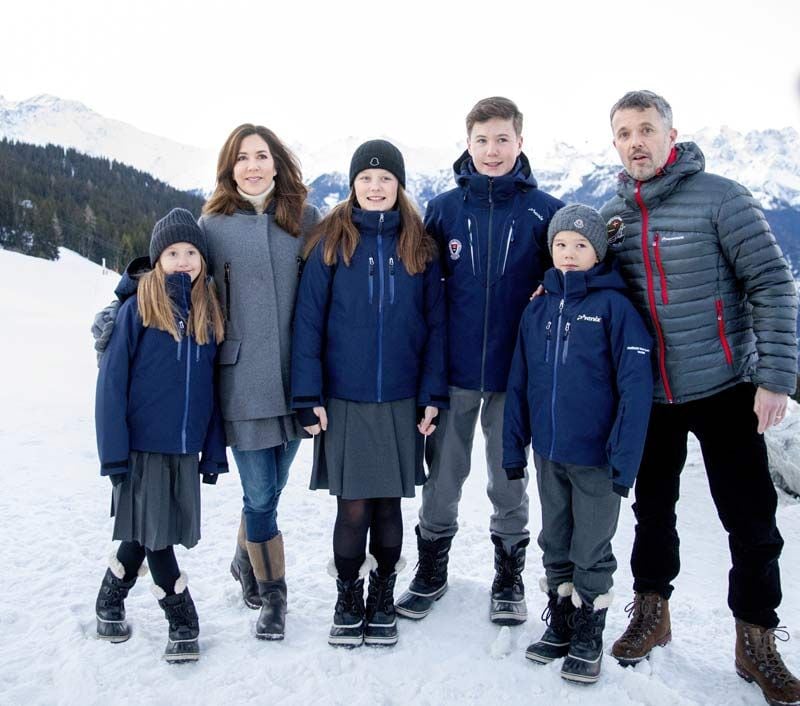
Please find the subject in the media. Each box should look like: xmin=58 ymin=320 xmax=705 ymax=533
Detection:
xmin=327 ymin=555 xmax=377 ymax=579
xmin=150 ymin=571 xmax=188 ymax=601
xmin=108 ymin=551 xmax=125 ymax=580
xmin=571 ymin=588 xmax=614 ymax=610
xmin=392 ymin=556 xmax=407 ymax=574
xmin=538 ymin=577 xmax=574 ymax=598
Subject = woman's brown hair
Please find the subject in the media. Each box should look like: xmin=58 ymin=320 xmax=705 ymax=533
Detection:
xmin=202 ymin=123 xmax=308 ymax=236
xmin=138 ymin=258 xmax=225 ymax=345
xmin=303 ymin=187 xmax=436 ymax=275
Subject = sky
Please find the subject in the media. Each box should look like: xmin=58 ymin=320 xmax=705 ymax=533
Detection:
xmin=3 ymin=0 xmax=799 ymax=157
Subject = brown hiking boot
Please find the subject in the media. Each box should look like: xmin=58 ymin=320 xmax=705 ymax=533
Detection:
xmin=611 ymin=592 xmax=671 ymax=666
xmin=735 ymin=619 xmax=800 ymax=706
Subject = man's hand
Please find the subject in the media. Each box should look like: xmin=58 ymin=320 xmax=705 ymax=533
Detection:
xmin=754 ymin=387 xmax=789 ymax=434
xmin=304 ymin=406 xmax=328 ymax=436
xmin=417 ymin=406 xmax=439 ymax=436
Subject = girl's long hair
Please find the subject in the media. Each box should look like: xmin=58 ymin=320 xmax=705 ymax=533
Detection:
xmin=202 ymin=123 xmax=307 ymax=236
xmin=303 ymin=188 xmax=436 ymax=274
xmin=137 ymin=258 xmax=225 ymax=345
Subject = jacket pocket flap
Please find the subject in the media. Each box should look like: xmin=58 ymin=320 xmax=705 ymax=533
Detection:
xmin=218 ymin=339 xmax=241 ymax=366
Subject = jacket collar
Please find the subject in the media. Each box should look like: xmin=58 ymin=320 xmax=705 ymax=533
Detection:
xmin=543 ymin=261 xmax=628 ymax=300
xmin=453 ymin=151 xmax=539 ymax=204
xmin=352 ymin=207 xmax=401 ymax=237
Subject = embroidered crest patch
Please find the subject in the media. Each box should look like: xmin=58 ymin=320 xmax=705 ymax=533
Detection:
xmin=448 ymin=239 xmax=463 ymax=260
xmin=606 ymin=216 xmax=626 ymax=246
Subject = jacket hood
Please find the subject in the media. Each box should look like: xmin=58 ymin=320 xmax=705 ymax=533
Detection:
xmin=453 ymin=151 xmax=539 ymax=191
xmin=543 ymin=261 xmax=628 ymax=299
xmin=114 ymin=255 xmax=151 ymax=302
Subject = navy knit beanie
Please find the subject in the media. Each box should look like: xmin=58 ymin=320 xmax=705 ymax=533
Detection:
xmin=547 ymin=204 xmax=608 ymax=261
xmin=149 ymin=208 xmax=208 ymax=267
xmin=349 ymin=139 xmax=406 ymax=189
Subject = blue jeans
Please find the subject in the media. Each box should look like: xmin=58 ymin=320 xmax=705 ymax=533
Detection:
xmin=232 ymin=441 xmax=300 ymax=542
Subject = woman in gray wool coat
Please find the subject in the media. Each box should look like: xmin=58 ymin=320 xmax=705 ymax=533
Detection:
xmin=199 ymin=123 xmax=320 ymax=640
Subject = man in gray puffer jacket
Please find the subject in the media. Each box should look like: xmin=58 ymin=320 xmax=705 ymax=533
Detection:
xmin=601 ymin=90 xmax=799 ymax=705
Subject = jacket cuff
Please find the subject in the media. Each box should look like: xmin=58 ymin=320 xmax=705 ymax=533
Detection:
xmin=296 ymin=407 xmax=320 ymax=427
xmin=504 ymin=466 xmax=526 ymax=481
xmin=292 ymin=395 xmax=322 ymax=409
xmin=202 ymin=473 xmax=218 ymax=485
xmin=612 ymin=483 xmax=630 ymax=498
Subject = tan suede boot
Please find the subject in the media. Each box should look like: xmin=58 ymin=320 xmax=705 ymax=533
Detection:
xmin=247 ymin=533 xmax=287 ymax=640
xmin=735 ymin=619 xmax=800 ymax=706
xmin=611 ymin=592 xmax=671 ymax=666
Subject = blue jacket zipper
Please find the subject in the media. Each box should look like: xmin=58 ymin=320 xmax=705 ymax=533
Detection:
xmin=549 ymin=288 xmax=566 ymax=458
xmin=388 ymin=257 xmax=395 ymax=304
xmin=368 ymin=256 xmax=375 ymax=303
xmin=545 ymin=320 xmax=552 ymax=362
xmin=376 ymin=213 xmax=385 ymax=402
xmin=180 ymin=287 xmax=191 ymax=455
xmin=561 ymin=322 xmax=571 ymax=364
xmin=480 ymin=178 xmax=493 ymax=391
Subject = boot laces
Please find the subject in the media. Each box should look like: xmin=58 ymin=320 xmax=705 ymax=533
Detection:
xmin=620 ymin=595 xmax=659 ymax=645
xmin=749 ymin=627 xmax=797 ymax=688
xmin=493 ymin=553 xmax=522 ymax=592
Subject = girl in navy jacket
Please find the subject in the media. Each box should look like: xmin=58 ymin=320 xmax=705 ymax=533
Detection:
xmin=503 ymin=205 xmax=653 ymax=684
xmin=93 ymin=208 xmax=227 ymax=662
xmin=291 ymin=140 xmax=447 ymax=648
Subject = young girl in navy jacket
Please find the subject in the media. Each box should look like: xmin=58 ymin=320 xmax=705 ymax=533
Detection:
xmin=291 ymin=140 xmax=448 ymax=648
xmin=503 ymin=204 xmax=653 ymax=683
xmin=94 ymin=208 xmax=227 ymax=662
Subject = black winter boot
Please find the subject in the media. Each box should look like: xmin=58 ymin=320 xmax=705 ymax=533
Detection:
xmin=230 ymin=516 xmax=260 ymax=609
xmin=248 ymin=534 xmax=287 ymax=640
xmin=154 ymin=574 xmax=200 ymax=663
xmin=365 ymin=569 xmax=400 ymax=647
xmin=561 ymin=594 xmax=610 ymax=684
xmin=95 ymin=553 xmax=147 ymax=642
xmin=490 ymin=535 xmax=529 ymax=625
xmin=329 ymin=575 xmax=366 ymax=648
xmin=526 ymin=581 xmax=576 ymax=664
xmin=396 ymin=526 xmax=452 ymax=620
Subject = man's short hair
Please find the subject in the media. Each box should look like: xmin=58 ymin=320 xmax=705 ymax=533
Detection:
xmin=466 ymin=97 xmax=523 ymax=136
xmin=609 ymin=90 xmax=673 ymax=129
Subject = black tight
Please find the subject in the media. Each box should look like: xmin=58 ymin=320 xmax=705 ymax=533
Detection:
xmin=333 ymin=497 xmax=402 ymax=580
xmin=116 ymin=541 xmax=180 ymax=595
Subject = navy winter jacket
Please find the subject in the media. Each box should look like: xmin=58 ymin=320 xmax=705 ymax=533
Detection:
xmin=503 ymin=263 xmax=654 ymax=491
xmin=291 ymin=208 xmax=448 ymax=408
xmin=425 ymin=152 xmax=564 ymax=392
xmin=95 ymin=272 xmax=228 ymax=477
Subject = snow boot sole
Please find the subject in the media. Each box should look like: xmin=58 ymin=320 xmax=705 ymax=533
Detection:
xmin=395 ymin=583 xmax=447 ymax=620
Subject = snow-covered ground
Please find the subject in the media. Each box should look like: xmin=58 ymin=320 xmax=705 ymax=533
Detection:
xmin=1 ymin=247 xmax=798 ymax=706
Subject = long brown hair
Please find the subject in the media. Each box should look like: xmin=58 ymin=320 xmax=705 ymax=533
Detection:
xmin=303 ymin=188 xmax=436 ymax=275
xmin=138 ymin=258 xmax=225 ymax=345
xmin=202 ymin=123 xmax=308 ymax=236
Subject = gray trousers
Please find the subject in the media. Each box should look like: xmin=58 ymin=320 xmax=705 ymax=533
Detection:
xmin=419 ymin=386 xmax=530 ymax=548
xmin=534 ymin=451 xmax=620 ymax=605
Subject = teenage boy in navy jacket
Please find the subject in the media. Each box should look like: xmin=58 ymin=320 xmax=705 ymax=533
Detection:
xmin=396 ymin=97 xmax=563 ymax=625
xmin=503 ymin=204 xmax=653 ymax=684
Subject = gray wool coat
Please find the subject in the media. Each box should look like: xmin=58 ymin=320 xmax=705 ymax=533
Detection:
xmin=199 ymin=202 xmax=321 ymax=448
xmin=601 ymin=142 xmax=797 ymax=404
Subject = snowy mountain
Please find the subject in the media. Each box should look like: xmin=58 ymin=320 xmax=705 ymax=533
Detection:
xmin=3 ymin=94 xmax=800 ymax=210
xmin=2 ymin=245 xmax=800 ymax=705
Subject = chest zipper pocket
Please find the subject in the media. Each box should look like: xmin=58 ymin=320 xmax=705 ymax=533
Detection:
xmin=653 ymin=234 xmax=668 ymax=305
xmin=561 ymin=322 xmax=571 ymax=364
xmin=715 ymin=299 xmax=733 ymax=366
xmin=545 ymin=320 xmax=552 ymax=363
xmin=177 ymin=320 xmax=185 ymax=361
xmin=466 ymin=218 xmax=476 ymax=275
xmin=368 ymin=257 xmax=375 ymax=304
xmin=388 ymin=258 xmax=395 ymax=304
xmin=500 ymin=222 xmax=515 ymax=275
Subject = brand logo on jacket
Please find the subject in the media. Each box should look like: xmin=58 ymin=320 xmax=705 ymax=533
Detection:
xmin=576 ymin=314 xmax=602 ymax=323
xmin=626 ymin=345 xmax=651 ymax=355
xmin=448 ymin=239 xmax=462 ymax=260
xmin=528 ymin=208 xmax=544 ymax=221
xmin=659 ymin=235 xmax=685 ymax=242
xmin=606 ymin=216 xmax=626 ymax=246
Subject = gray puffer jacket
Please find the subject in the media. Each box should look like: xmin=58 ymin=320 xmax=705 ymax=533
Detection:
xmin=601 ymin=142 xmax=797 ymax=404
xmin=199 ymin=202 xmax=321 ymax=423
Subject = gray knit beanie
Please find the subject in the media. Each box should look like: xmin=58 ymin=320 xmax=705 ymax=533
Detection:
xmin=149 ymin=208 xmax=208 ymax=267
xmin=349 ymin=139 xmax=406 ymax=189
xmin=547 ymin=204 xmax=608 ymax=261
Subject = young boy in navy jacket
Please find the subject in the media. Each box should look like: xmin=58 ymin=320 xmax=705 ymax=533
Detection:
xmin=503 ymin=204 xmax=653 ymax=684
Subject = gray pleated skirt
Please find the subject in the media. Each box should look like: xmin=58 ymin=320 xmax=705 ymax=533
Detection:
xmin=310 ymin=397 xmax=426 ymax=499
xmin=111 ymin=451 xmax=201 ymax=551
